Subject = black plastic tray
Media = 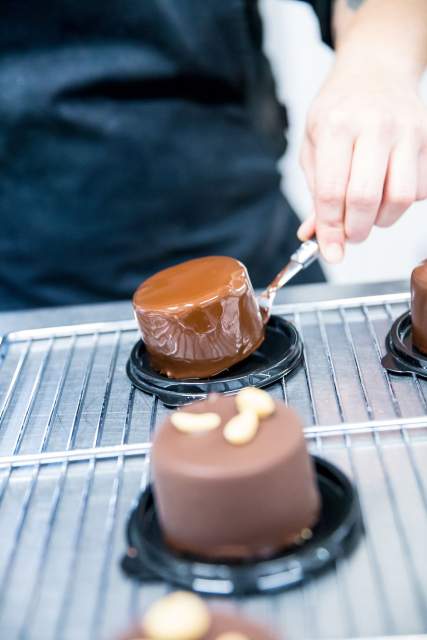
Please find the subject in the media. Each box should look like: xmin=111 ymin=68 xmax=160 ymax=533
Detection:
xmin=126 ymin=315 xmax=303 ymax=406
xmin=382 ymin=311 xmax=427 ymax=379
xmin=122 ymin=456 xmax=362 ymax=595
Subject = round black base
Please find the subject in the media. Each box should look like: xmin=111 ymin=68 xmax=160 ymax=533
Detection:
xmin=121 ymin=457 xmax=362 ymax=596
xmin=126 ymin=315 xmax=303 ymax=406
xmin=382 ymin=311 xmax=427 ymax=379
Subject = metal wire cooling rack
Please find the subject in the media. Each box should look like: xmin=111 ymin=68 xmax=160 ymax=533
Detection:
xmin=0 ymin=291 xmax=426 ymax=639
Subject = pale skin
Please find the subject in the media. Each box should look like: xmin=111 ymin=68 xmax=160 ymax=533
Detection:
xmin=297 ymin=0 xmax=427 ymax=263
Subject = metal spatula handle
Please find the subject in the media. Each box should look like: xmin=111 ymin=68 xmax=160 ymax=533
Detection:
xmin=289 ymin=239 xmax=319 ymax=269
xmin=258 ymin=238 xmax=320 ymax=320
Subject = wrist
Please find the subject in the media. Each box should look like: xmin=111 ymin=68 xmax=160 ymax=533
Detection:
xmin=333 ymin=0 xmax=427 ymax=85
xmin=332 ymin=44 xmax=422 ymax=90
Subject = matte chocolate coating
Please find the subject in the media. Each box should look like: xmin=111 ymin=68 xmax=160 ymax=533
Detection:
xmin=152 ymin=394 xmax=320 ymax=560
xmin=411 ymin=260 xmax=427 ymax=354
xmin=204 ymin=609 xmax=278 ymax=640
xmin=132 ymin=256 xmax=265 ymax=379
xmin=123 ymin=607 xmax=278 ymax=640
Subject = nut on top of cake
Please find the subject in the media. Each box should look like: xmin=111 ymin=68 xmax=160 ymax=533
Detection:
xmin=123 ymin=591 xmax=278 ymax=640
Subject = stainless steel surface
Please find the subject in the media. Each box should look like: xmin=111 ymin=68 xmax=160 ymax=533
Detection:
xmin=259 ymin=240 xmax=320 ymax=317
xmin=0 ymin=290 xmax=426 ymax=639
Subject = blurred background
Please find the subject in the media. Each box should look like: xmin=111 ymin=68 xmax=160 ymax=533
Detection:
xmin=261 ymin=0 xmax=427 ymax=285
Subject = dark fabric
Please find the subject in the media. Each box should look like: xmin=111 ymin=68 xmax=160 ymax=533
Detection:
xmin=0 ymin=0 xmax=326 ymax=311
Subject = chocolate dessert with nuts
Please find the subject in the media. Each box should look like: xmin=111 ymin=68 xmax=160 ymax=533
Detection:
xmin=122 ymin=591 xmax=278 ymax=640
xmin=151 ymin=388 xmax=320 ymax=560
xmin=411 ymin=260 xmax=427 ymax=354
xmin=132 ymin=256 xmax=265 ymax=379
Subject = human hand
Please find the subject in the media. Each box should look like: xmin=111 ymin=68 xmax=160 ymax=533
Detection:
xmin=297 ymin=66 xmax=427 ymax=263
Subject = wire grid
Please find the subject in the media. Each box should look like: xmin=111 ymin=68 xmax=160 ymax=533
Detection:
xmin=0 ymin=292 xmax=426 ymax=640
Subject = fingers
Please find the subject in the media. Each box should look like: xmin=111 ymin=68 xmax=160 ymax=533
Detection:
xmin=298 ymin=136 xmax=315 ymax=241
xmin=312 ymin=132 xmax=353 ymax=262
xmin=344 ymin=134 xmax=390 ymax=242
xmin=297 ymin=214 xmax=315 ymax=241
xmin=375 ymin=137 xmax=419 ymax=227
xmin=300 ymin=137 xmax=315 ymax=194
xmin=300 ymin=109 xmax=426 ymax=259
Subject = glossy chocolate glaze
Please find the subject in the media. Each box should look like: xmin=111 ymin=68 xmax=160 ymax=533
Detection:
xmin=123 ymin=607 xmax=278 ymax=640
xmin=151 ymin=394 xmax=321 ymax=561
xmin=132 ymin=256 xmax=265 ymax=379
xmin=411 ymin=260 xmax=427 ymax=354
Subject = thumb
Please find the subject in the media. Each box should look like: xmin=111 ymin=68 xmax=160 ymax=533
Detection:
xmin=297 ymin=214 xmax=316 ymax=241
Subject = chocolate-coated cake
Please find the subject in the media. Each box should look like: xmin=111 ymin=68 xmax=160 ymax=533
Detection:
xmin=151 ymin=389 xmax=320 ymax=560
xmin=122 ymin=591 xmax=278 ymax=640
xmin=132 ymin=256 xmax=265 ymax=379
xmin=411 ymin=260 xmax=427 ymax=354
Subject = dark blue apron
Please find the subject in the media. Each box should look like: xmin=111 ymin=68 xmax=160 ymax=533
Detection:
xmin=0 ymin=0 xmax=326 ymax=310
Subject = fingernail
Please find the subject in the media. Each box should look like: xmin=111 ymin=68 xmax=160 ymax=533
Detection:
xmin=297 ymin=223 xmax=309 ymax=241
xmin=323 ymin=243 xmax=343 ymax=263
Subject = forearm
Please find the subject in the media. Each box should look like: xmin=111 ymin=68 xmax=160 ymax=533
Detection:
xmin=333 ymin=0 xmax=427 ymax=81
